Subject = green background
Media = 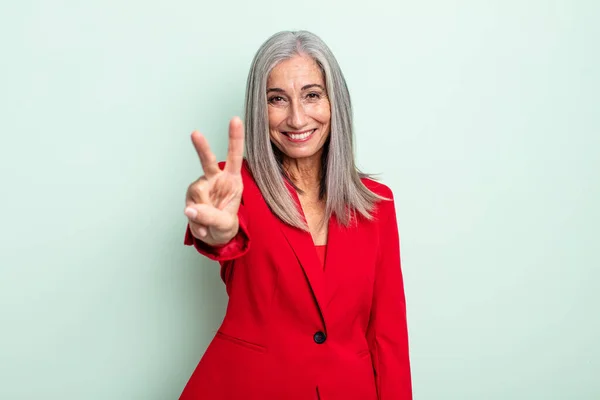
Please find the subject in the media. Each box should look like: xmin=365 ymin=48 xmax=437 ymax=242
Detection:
xmin=1 ymin=0 xmax=598 ymax=398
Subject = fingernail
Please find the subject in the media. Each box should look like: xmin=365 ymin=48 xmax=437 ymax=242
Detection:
xmin=184 ymin=207 xmax=197 ymax=219
xmin=198 ymin=227 xmax=207 ymax=237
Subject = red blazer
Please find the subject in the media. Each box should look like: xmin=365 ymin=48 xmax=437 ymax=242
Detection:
xmin=180 ymin=162 xmax=412 ymax=399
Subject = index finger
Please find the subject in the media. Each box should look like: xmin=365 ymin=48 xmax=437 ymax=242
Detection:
xmin=224 ymin=116 xmax=245 ymax=174
xmin=191 ymin=131 xmax=221 ymax=178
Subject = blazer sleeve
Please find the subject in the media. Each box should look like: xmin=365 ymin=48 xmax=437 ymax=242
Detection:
xmin=183 ymin=199 xmax=251 ymax=262
xmin=367 ymin=192 xmax=413 ymax=399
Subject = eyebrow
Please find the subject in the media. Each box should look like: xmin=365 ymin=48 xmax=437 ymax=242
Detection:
xmin=267 ymin=84 xmax=326 ymax=93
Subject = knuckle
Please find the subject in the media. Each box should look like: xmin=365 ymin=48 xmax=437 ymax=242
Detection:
xmin=192 ymin=176 xmax=208 ymax=187
xmin=188 ymin=178 xmax=209 ymax=196
xmin=191 ymin=224 xmax=204 ymax=237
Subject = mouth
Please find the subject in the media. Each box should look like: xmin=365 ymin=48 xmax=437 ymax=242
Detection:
xmin=282 ymin=129 xmax=316 ymax=142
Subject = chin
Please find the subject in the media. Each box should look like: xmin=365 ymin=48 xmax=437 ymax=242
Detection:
xmin=281 ymin=148 xmax=324 ymax=161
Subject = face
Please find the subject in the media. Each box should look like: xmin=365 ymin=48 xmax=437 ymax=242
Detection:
xmin=266 ymin=54 xmax=331 ymax=163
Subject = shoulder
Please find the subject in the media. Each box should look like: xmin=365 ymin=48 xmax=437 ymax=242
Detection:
xmin=360 ymin=177 xmax=396 ymax=222
xmin=361 ymin=176 xmax=394 ymax=199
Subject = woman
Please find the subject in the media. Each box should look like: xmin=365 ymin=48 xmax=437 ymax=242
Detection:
xmin=181 ymin=31 xmax=412 ymax=399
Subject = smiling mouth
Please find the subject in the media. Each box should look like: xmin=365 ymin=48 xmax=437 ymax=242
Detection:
xmin=282 ymin=129 xmax=316 ymax=141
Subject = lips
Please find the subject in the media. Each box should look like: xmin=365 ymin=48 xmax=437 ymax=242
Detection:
xmin=283 ymin=129 xmax=316 ymax=142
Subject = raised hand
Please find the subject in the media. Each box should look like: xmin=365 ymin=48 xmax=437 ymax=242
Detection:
xmin=184 ymin=117 xmax=245 ymax=246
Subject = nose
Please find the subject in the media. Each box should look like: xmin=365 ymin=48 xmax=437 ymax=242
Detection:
xmin=287 ymin=101 xmax=308 ymax=130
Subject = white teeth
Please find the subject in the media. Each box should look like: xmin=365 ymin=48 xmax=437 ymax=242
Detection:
xmin=287 ymin=130 xmax=314 ymax=140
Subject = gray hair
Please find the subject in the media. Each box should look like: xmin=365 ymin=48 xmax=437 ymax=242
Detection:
xmin=244 ymin=30 xmax=384 ymax=230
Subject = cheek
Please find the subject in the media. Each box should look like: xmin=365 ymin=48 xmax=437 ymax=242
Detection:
xmin=316 ymin=104 xmax=331 ymax=126
xmin=267 ymin=108 xmax=284 ymax=129
xmin=313 ymin=100 xmax=331 ymax=121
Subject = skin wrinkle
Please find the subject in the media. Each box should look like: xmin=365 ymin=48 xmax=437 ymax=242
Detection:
xmin=266 ymin=54 xmax=332 ymax=243
xmin=266 ymin=55 xmax=331 ymax=185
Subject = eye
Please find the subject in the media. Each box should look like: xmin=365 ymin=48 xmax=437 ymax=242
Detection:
xmin=306 ymin=92 xmax=321 ymax=100
xmin=268 ymin=96 xmax=285 ymax=104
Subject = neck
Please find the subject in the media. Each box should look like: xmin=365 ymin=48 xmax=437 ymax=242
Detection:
xmin=282 ymin=153 xmax=322 ymax=193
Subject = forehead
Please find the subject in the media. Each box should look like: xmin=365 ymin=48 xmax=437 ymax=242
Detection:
xmin=267 ymin=55 xmax=324 ymax=86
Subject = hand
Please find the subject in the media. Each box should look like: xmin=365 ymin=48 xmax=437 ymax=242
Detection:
xmin=184 ymin=117 xmax=245 ymax=246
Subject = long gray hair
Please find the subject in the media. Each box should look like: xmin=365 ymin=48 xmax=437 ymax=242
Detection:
xmin=244 ymin=30 xmax=384 ymax=230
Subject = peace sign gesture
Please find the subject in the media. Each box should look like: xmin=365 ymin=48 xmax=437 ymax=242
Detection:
xmin=184 ymin=117 xmax=245 ymax=246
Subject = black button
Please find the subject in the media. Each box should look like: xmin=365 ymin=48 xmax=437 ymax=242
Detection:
xmin=313 ymin=331 xmax=326 ymax=344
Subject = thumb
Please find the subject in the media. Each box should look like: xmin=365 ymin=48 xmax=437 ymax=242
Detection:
xmin=184 ymin=203 xmax=234 ymax=231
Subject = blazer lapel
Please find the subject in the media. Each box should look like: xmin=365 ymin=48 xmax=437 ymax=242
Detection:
xmin=278 ymin=184 xmax=328 ymax=326
xmin=323 ymin=214 xmax=342 ymax=308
